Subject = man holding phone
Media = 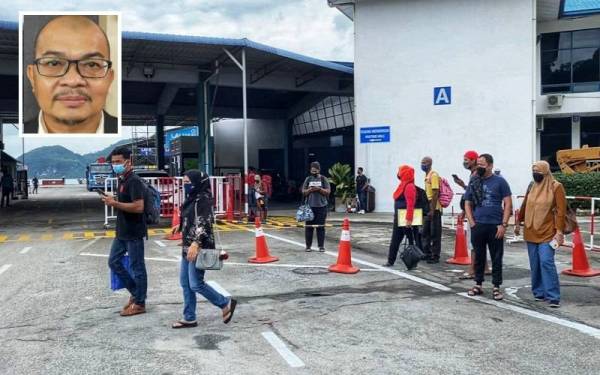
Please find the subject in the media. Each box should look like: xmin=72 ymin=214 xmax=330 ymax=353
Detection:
xmin=102 ymin=146 xmax=148 ymax=317
xmin=302 ymin=161 xmax=331 ymax=252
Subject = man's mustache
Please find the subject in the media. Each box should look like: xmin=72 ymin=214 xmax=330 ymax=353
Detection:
xmin=53 ymin=90 xmax=92 ymax=101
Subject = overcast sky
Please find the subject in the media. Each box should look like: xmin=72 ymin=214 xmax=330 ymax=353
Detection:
xmin=1 ymin=0 xmax=353 ymax=158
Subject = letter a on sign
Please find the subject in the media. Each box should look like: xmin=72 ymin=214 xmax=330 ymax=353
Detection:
xmin=434 ymin=86 xmax=451 ymax=105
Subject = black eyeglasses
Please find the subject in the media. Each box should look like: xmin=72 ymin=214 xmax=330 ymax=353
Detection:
xmin=33 ymin=57 xmax=112 ymax=78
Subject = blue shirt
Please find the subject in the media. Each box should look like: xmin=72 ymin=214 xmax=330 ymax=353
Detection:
xmin=464 ymin=174 xmax=511 ymax=225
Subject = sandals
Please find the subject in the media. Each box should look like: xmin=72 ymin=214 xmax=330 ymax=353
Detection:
xmin=223 ymin=298 xmax=237 ymax=324
xmin=459 ymin=272 xmax=474 ymax=280
xmin=492 ymin=288 xmax=504 ymax=301
xmin=467 ymin=286 xmax=483 ymax=296
xmin=171 ymin=320 xmax=198 ymax=329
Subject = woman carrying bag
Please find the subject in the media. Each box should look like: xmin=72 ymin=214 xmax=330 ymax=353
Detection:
xmin=384 ymin=165 xmax=421 ymax=267
xmin=515 ymin=161 xmax=567 ymax=308
xmin=302 ymin=161 xmax=331 ymax=252
xmin=171 ymin=170 xmax=237 ymax=328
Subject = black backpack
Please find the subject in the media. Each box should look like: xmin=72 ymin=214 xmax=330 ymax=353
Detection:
xmin=414 ymin=186 xmax=430 ymax=215
xmin=142 ymin=180 xmax=161 ymax=225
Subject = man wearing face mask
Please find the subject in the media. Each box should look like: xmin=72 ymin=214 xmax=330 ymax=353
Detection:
xmin=302 ymin=161 xmax=331 ymax=252
xmin=420 ymin=156 xmax=442 ymax=264
xmin=453 ymin=151 xmax=491 ymax=279
xmin=464 ymin=154 xmax=512 ymax=300
xmin=102 ymin=146 xmax=148 ymax=316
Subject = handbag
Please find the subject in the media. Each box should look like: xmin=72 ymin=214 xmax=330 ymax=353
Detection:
xmin=399 ymin=231 xmax=424 ymax=270
xmin=110 ymin=254 xmax=131 ymax=291
xmin=296 ymin=198 xmax=314 ymax=222
xmin=193 ymin=202 xmax=225 ymax=271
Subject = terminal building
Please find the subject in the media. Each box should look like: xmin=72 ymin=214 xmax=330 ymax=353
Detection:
xmin=330 ymin=0 xmax=600 ymax=212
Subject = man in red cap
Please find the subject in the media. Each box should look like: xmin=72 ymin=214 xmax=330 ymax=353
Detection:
xmin=453 ymin=151 xmax=491 ymax=279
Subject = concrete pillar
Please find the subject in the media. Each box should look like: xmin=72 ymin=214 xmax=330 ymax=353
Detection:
xmin=196 ymin=75 xmax=207 ymax=173
xmin=572 ymin=115 xmax=581 ymax=149
xmin=156 ymin=115 xmax=165 ymax=171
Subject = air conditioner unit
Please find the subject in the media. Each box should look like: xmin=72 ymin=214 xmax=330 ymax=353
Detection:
xmin=547 ymin=95 xmax=564 ymax=108
xmin=536 ymin=118 xmax=544 ymax=132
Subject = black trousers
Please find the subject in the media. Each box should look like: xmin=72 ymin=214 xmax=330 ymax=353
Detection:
xmin=1 ymin=188 xmax=11 ymax=207
xmin=471 ymin=224 xmax=504 ymax=287
xmin=422 ymin=209 xmax=442 ymax=260
xmin=387 ymin=213 xmax=421 ymax=265
xmin=305 ymin=206 xmax=327 ymax=249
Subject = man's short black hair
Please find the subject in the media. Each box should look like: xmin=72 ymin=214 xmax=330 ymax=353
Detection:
xmin=479 ymin=153 xmax=494 ymax=165
xmin=111 ymin=146 xmax=131 ymax=160
xmin=358 ymin=167 xmax=363 ymax=172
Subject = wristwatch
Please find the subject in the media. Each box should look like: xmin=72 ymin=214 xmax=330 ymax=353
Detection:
xmin=502 ymin=223 xmax=508 ymax=228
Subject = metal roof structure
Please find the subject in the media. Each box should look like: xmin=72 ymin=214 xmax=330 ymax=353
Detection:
xmin=0 ymin=20 xmax=353 ymax=127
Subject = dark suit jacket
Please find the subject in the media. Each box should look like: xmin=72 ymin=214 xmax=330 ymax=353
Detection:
xmin=23 ymin=111 xmax=118 ymax=134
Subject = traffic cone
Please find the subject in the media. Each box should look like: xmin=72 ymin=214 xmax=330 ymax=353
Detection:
xmin=562 ymin=228 xmax=600 ymax=277
xmin=249 ymin=217 xmax=279 ymax=263
xmin=166 ymin=206 xmax=182 ymax=241
xmin=329 ymin=218 xmax=360 ymax=274
xmin=447 ymin=215 xmax=471 ymax=265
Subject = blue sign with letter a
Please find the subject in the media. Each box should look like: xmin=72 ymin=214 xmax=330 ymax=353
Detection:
xmin=433 ymin=86 xmax=451 ymax=105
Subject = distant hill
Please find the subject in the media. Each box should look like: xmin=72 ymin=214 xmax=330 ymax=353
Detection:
xmin=19 ymin=140 xmax=130 ymax=179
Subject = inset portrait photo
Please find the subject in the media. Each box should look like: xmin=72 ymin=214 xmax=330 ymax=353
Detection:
xmin=19 ymin=12 xmax=121 ymax=136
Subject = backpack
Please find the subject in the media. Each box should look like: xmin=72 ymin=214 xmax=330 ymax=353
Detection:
xmin=415 ymin=185 xmax=430 ymax=216
xmin=438 ymin=177 xmax=454 ymax=208
xmin=142 ymin=180 xmax=161 ymax=225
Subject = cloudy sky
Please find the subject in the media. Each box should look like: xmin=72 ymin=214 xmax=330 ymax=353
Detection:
xmin=1 ymin=0 xmax=353 ymax=158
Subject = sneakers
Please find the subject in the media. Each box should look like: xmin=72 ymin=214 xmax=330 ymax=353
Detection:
xmin=120 ymin=303 xmax=146 ymax=317
xmin=318 ymin=247 xmax=326 ymax=252
xmin=358 ymin=210 xmax=365 ymax=215
xmin=305 ymin=248 xmax=313 ymax=252
xmin=549 ymin=301 xmax=560 ymax=308
xmin=426 ymin=258 xmax=440 ymax=264
xmin=534 ymin=296 xmax=545 ymax=302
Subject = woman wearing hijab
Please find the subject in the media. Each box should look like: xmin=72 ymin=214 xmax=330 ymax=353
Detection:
xmin=302 ymin=161 xmax=331 ymax=252
xmin=515 ymin=161 xmax=566 ymax=308
xmin=171 ymin=170 xmax=237 ymax=328
xmin=384 ymin=165 xmax=420 ymax=267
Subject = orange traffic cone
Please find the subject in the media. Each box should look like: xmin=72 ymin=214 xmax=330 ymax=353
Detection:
xmin=447 ymin=215 xmax=471 ymax=265
xmin=562 ymin=228 xmax=600 ymax=277
xmin=329 ymin=218 xmax=360 ymax=274
xmin=249 ymin=217 xmax=279 ymax=263
xmin=166 ymin=206 xmax=182 ymax=241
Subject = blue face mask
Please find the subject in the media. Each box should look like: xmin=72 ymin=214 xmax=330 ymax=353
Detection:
xmin=184 ymin=184 xmax=192 ymax=196
xmin=421 ymin=165 xmax=429 ymax=172
xmin=112 ymin=163 xmax=126 ymax=175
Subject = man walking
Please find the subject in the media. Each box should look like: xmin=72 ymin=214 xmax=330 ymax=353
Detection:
xmin=32 ymin=177 xmax=39 ymax=194
xmin=102 ymin=146 xmax=148 ymax=316
xmin=355 ymin=167 xmax=369 ymax=214
xmin=465 ymin=154 xmax=512 ymax=300
xmin=421 ymin=157 xmax=442 ymax=264
xmin=1 ymin=169 xmax=14 ymax=208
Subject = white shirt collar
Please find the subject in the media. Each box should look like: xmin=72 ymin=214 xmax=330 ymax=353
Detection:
xmin=38 ymin=111 xmax=104 ymax=134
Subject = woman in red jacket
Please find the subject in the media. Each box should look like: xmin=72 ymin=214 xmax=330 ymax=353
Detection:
xmin=384 ymin=165 xmax=419 ymax=267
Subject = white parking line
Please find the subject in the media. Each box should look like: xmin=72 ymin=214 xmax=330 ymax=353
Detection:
xmin=258 ymin=230 xmax=600 ymax=340
xmin=0 ymin=264 xmax=12 ymax=275
xmin=154 ymin=240 xmax=167 ymax=248
xmin=19 ymin=247 xmax=32 ymax=254
xmin=261 ymin=331 xmax=305 ymax=368
xmin=79 ymin=238 xmax=100 ymax=253
xmin=206 ymin=281 xmax=231 ymax=297
xmin=459 ymin=293 xmax=600 ymax=339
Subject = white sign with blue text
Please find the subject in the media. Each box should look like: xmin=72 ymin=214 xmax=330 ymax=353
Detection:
xmin=360 ymin=126 xmax=390 ymax=143
xmin=433 ymin=86 xmax=452 ymax=105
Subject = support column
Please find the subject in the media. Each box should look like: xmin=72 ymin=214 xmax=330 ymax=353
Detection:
xmin=156 ymin=115 xmax=165 ymax=171
xmin=196 ymin=74 xmax=207 ymax=173
xmin=242 ymin=48 xmax=248 ymax=215
xmin=207 ymin=83 xmax=215 ymax=175
xmin=572 ymin=115 xmax=581 ymax=149
xmin=0 ymin=118 xmax=4 ymax=173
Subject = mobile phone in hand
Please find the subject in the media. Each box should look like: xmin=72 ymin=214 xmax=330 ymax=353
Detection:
xmin=94 ymin=189 xmax=107 ymax=197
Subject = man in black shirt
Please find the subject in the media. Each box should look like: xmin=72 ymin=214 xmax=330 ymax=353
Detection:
xmin=102 ymin=146 xmax=148 ymax=316
xmin=355 ymin=167 xmax=369 ymax=214
xmin=1 ymin=169 xmax=14 ymax=208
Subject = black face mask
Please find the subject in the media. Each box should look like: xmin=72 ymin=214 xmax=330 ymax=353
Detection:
xmin=463 ymin=161 xmax=471 ymax=170
xmin=311 ymin=172 xmax=319 ymax=176
xmin=477 ymin=167 xmax=486 ymax=177
xmin=533 ymin=173 xmax=544 ymax=183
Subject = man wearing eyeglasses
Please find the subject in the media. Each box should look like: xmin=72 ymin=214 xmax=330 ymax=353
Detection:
xmin=24 ymin=16 xmax=117 ymax=134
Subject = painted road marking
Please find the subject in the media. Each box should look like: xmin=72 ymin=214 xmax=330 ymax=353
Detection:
xmin=0 ymin=235 xmax=7 ymax=243
xmin=459 ymin=292 xmax=600 ymax=339
xmin=259 ymin=230 xmax=600 ymax=340
xmin=261 ymin=331 xmax=305 ymax=368
xmin=206 ymin=281 xmax=231 ymax=298
xmin=154 ymin=240 xmax=167 ymax=248
xmin=0 ymin=264 xmax=12 ymax=275
xmin=19 ymin=247 xmax=32 ymax=254
xmin=80 ymin=253 xmax=178 ymax=263
xmin=79 ymin=238 xmax=101 ymax=253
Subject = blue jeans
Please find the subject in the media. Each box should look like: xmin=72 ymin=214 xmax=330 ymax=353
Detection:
xmin=527 ymin=242 xmax=560 ymax=302
xmin=357 ymin=190 xmax=367 ymax=211
xmin=180 ymin=257 xmax=230 ymax=322
xmin=108 ymin=238 xmax=147 ymax=305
